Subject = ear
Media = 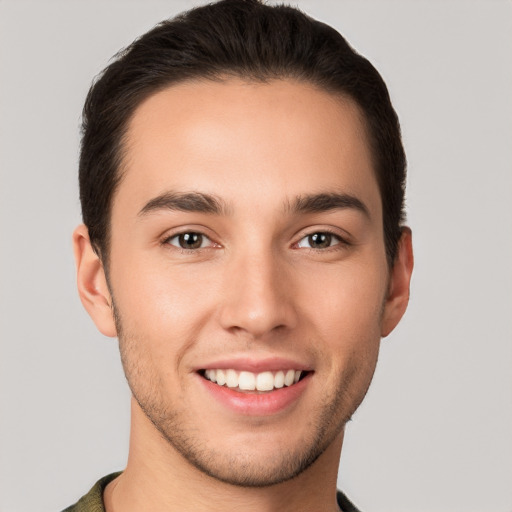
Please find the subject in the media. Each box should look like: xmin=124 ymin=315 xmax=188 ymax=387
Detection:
xmin=73 ymin=224 xmax=117 ymax=337
xmin=381 ymin=227 xmax=414 ymax=337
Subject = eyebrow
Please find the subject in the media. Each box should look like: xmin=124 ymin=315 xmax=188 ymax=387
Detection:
xmin=138 ymin=191 xmax=230 ymax=217
xmin=138 ymin=190 xmax=369 ymax=219
xmin=288 ymin=192 xmax=370 ymax=218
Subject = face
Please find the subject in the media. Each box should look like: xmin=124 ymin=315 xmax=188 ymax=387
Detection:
xmin=75 ymin=78 xmax=412 ymax=487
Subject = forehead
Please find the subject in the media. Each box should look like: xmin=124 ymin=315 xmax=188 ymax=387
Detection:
xmin=116 ymin=78 xmax=380 ymax=218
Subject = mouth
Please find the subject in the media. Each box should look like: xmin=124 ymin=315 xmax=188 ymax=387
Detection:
xmin=199 ymin=368 xmax=310 ymax=393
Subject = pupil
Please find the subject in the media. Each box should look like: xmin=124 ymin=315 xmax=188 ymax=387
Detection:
xmin=309 ymin=233 xmax=331 ymax=248
xmin=180 ymin=233 xmax=202 ymax=249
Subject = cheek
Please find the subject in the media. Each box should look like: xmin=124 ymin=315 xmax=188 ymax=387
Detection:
xmin=302 ymin=260 xmax=388 ymax=340
xmin=112 ymin=266 xmax=214 ymax=392
xmin=298 ymin=259 xmax=387 ymax=394
xmin=111 ymin=257 xmax=218 ymax=342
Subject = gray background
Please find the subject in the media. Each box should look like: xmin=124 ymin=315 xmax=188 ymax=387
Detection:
xmin=1 ymin=1 xmax=511 ymax=511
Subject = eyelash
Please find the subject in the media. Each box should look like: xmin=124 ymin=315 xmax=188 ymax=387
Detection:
xmin=162 ymin=231 xmax=217 ymax=253
xmin=161 ymin=229 xmax=349 ymax=254
xmin=294 ymin=230 xmax=348 ymax=251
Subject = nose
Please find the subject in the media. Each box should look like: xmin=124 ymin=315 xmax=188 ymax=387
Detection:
xmin=218 ymin=249 xmax=298 ymax=338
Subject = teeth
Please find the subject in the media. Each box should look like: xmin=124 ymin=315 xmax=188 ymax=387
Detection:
xmin=284 ymin=369 xmax=295 ymax=386
xmin=274 ymin=370 xmax=285 ymax=389
xmin=239 ymin=371 xmax=256 ymax=390
xmin=256 ymin=371 xmax=274 ymax=391
xmin=205 ymin=369 xmax=216 ymax=383
xmin=216 ymin=369 xmax=226 ymax=386
xmin=226 ymin=369 xmax=238 ymax=388
xmin=203 ymin=368 xmax=305 ymax=391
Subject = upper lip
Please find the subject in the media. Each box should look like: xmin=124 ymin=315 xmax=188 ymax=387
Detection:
xmin=195 ymin=357 xmax=313 ymax=373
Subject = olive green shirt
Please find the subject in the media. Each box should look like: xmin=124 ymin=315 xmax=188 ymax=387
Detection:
xmin=62 ymin=472 xmax=361 ymax=512
xmin=62 ymin=473 xmax=121 ymax=512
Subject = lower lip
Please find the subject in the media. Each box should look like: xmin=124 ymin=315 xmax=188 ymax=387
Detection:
xmin=199 ymin=373 xmax=312 ymax=416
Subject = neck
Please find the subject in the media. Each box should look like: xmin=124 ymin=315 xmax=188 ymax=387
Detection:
xmin=104 ymin=398 xmax=344 ymax=512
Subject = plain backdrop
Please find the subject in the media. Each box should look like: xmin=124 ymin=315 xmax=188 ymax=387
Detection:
xmin=1 ymin=1 xmax=511 ymax=511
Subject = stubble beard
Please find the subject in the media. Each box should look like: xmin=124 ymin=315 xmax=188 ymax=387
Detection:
xmin=114 ymin=305 xmax=377 ymax=488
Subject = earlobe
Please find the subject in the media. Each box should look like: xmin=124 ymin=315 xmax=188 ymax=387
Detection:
xmin=381 ymin=227 xmax=414 ymax=337
xmin=73 ymin=224 xmax=117 ymax=338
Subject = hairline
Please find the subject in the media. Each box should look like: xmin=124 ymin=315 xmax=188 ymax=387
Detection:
xmin=96 ymin=74 xmax=387 ymax=270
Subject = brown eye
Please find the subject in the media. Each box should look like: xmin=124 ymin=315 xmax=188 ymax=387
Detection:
xmin=168 ymin=232 xmax=209 ymax=249
xmin=297 ymin=232 xmax=341 ymax=249
xmin=308 ymin=233 xmax=332 ymax=249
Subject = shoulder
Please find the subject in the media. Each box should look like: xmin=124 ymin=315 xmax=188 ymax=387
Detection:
xmin=337 ymin=489 xmax=362 ymax=512
xmin=61 ymin=473 xmax=121 ymax=512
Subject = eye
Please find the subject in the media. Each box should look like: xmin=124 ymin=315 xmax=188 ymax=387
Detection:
xmin=296 ymin=232 xmax=342 ymax=250
xmin=166 ymin=232 xmax=213 ymax=250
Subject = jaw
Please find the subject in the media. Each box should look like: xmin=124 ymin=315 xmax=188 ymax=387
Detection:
xmin=117 ymin=400 xmax=345 ymax=512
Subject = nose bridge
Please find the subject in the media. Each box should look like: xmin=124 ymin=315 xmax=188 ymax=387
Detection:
xmin=219 ymin=244 xmax=296 ymax=337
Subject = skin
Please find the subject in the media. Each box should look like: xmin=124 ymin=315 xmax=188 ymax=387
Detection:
xmin=73 ymin=78 xmax=413 ymax=512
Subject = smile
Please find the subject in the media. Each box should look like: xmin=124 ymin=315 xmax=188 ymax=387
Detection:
xmin=202 ymin=369 xmax=306 ymax=392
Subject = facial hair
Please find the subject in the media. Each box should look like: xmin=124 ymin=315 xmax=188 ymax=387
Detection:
xmin=113 ymin=300 xmax=378 ymax=488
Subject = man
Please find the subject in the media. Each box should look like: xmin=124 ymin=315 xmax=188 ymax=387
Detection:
xmin=67 ymin=0 xmax=413 ymax=510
